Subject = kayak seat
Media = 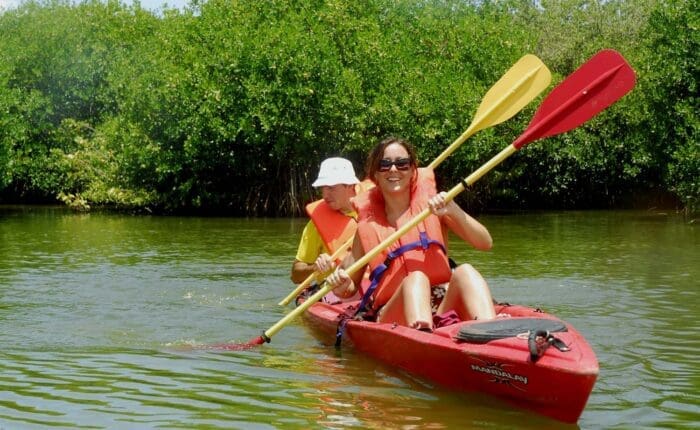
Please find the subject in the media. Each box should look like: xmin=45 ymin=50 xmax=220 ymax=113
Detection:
xmin=454 ymin=317 xmax=567 ymax=343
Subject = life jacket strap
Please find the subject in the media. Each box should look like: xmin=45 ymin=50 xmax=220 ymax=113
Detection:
xmin=359 ymin=231 xmax=445 ymax=312
xmin=335 ymin=231 xmax=446 ymax=347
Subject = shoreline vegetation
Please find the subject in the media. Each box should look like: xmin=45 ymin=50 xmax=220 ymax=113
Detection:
xmin=0 ymin=1 xmax=697 ymax=216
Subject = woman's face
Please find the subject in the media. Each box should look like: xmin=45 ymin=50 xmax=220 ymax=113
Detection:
xmin=373 ymin=143 xmax=414 ymax=196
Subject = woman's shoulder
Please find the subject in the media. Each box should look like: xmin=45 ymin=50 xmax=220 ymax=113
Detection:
xmin=353 ymin=186 xmax=384 ymax=220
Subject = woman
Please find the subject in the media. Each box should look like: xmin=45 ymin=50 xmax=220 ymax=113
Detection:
xmin=327 ymin=137 xmax=497 ymax=330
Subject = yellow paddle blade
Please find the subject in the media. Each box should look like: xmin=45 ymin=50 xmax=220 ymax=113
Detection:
xmin=428 ymin=55 xmax=551 ymax=169
xmin=472 ymin=54 xmax=552 ymax=132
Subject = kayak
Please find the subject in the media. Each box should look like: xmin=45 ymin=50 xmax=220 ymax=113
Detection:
xmin=301 ymin=297 xmax=598 ymax=424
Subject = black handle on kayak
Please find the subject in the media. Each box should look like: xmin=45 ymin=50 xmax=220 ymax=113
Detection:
xmin=529 ymin=330 xmax=571 ymax=362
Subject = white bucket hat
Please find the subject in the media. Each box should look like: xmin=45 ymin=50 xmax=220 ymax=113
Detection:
xmin=312 ymin=157 xmax=360 ymax=187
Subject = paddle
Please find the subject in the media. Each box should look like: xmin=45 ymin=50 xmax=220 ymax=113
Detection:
xmin=229 ymin=49 xmax=635 ymax=350
xmin=277 ymin=54 xmax=551 ymax=307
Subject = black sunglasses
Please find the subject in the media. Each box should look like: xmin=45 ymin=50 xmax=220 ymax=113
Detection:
xmin=378 ymin=157 xmax=412 ymax=172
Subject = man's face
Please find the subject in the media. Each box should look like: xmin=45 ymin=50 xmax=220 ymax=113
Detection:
xmin=320 ymin=184 xmax=354 ymax=211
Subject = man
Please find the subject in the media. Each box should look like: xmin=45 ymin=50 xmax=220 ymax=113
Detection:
xmin=291 ymin=157 xmax=360 ymax=285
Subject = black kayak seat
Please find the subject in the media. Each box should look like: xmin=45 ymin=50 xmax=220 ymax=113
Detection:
xmin=455 ymin=317 xmax=567 ymax=343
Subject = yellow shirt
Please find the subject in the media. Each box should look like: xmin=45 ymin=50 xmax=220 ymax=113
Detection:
xmin=294 ymin=220 xmax=328 ymax=264
xmin=295 ymin=210 xmax=357 ymax=264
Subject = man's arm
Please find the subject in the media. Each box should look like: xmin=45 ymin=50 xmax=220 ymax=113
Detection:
xmin=290 ymin=220 xmax=325 ymax=283
xmin=291 ymin=259 xmax=317 ymax=284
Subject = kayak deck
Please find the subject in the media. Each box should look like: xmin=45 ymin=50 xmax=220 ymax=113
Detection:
xmin=302 ymin=299 xmax=598 ymax=424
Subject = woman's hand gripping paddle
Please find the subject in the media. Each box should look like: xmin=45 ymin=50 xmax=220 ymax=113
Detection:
xmin=230 ymin=49 xmax=634 ymax=350
xmin=277 ymin=54 xmax=551 ymax=307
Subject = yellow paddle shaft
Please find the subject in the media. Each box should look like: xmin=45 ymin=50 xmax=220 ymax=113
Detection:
xmin=277 ymin=239 xmax=351 ymax=306
xmin=280 ymin=61 xmax=547 ymax=307
xmin=264 ymin=143 xmax=518 ymax=340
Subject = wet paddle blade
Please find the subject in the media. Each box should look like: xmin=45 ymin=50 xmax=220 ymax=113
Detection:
xmin=513 ymin=49 xmax=636 ymax=149
xmin=208 ymin=336 xmax=267 ymax=350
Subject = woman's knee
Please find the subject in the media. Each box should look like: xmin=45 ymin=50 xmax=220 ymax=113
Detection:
xmin=452 ymin=264 xmax=481 ymax=284
xmin=404 ymin=271 xmax=430 ymax=286
xmin=450 ymin=264 xmax=491 ymax=298
xmin=400 ymin=271 xmax=431 ymax=300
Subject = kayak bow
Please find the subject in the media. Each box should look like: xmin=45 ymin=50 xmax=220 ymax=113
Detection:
xmin=302 ymin=298 xmax=598 ymax=424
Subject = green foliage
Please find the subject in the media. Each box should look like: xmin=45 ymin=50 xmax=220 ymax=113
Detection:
xmin=641 ymin=1 xmax=699 ymax=212
xmin=0 ymin=0 xmax=158 ymax=202
xmin=0 ymin=0 xmax=697 ymax=214
xmin=490 ymin=0 xmax=664 ymax=209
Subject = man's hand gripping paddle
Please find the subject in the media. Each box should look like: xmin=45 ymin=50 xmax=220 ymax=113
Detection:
xmin=278 ymin=54 xmax=551 ymax=307
xmin=228 ymin=49 xmax=635 ymax=350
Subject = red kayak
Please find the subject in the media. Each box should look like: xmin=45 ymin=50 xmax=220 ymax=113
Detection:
xmin=302 ymin=298 xmax=598 ymax=424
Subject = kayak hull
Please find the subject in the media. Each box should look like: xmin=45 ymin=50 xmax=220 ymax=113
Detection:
xmin=302 ymin=300 xmax=598 ymax=424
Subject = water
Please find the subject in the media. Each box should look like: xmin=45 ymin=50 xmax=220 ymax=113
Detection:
xmin=0 ymin=206 xmax=698 ymax=429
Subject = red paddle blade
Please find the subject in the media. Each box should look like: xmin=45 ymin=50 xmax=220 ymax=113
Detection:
xmin=513 ymin=49 xmax=636 ymax=149
xmin=207 ymin=335 xmax=267 ymax=350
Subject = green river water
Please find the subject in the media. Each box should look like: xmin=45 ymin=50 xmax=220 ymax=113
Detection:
xmin=0 ymin=205 xmax=697 ymax=429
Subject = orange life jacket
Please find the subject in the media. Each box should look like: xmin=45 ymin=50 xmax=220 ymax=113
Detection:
xmin=354 ymin=168 xmax=452 ymax=310
xmin=305 ymin=180 xmax=375 ymax=256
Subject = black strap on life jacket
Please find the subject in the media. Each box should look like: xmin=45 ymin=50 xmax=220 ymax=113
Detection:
xmin=334 ymin=231 xmax=446 ymax=348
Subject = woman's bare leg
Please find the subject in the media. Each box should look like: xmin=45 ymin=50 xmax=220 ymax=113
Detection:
xmin=437 ymin=264 xmax=496 ymax=321
xmin=377 ymin=271 xmax=433 ymax=330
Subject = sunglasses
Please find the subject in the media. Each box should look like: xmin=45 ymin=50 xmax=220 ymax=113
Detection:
xmin=378 ymin=157 xmax=412 ymax=172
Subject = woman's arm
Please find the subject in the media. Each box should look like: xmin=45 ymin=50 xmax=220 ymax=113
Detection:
xmin=428 ymin=192 xmax=492 ymax=251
